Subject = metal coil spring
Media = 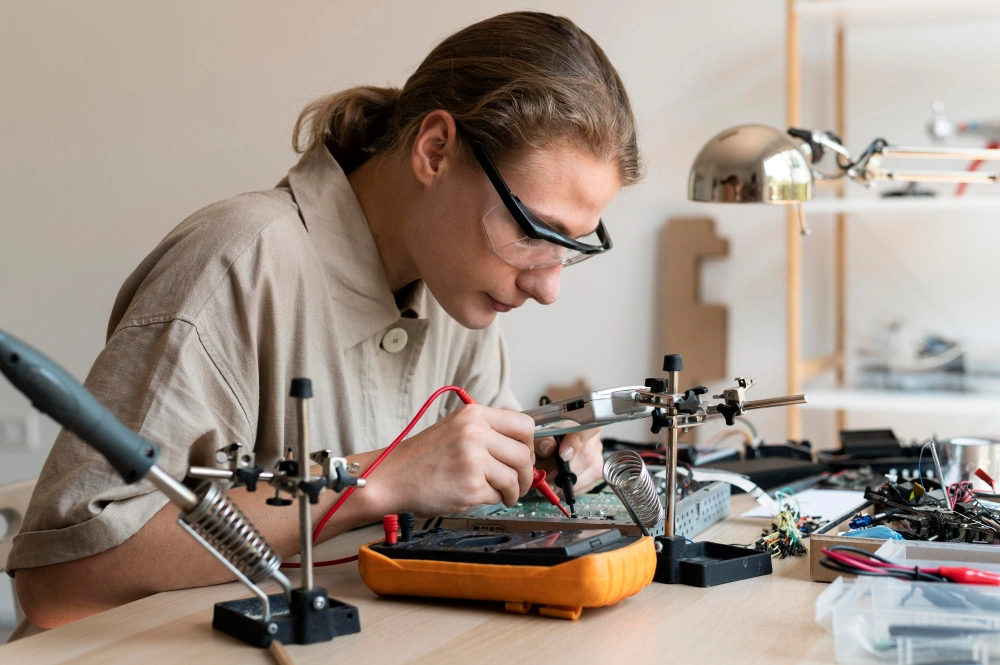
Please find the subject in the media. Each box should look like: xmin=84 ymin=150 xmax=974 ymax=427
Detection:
xmin=603 ymin=450 xmax=664 ymax=532
xmin=182 ymin=482 xmax=282 ymax=584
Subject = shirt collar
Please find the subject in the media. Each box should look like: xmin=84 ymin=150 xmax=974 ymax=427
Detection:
xmin=285 ymin=146 xmax=426 ymax=348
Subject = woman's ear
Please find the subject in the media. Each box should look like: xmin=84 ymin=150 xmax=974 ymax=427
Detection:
xmin=410 ymin=110 xmax=461 ymax=187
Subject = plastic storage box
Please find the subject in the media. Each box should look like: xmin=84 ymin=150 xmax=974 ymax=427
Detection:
xmin=815 ymin=576 xmax=1000 ymax=664
xmin=874 ymin=539 xmax=1000 ymax=573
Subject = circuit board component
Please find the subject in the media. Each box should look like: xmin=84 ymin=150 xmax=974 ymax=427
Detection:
xmin=441 ymin=482 xmax=729 ymax=539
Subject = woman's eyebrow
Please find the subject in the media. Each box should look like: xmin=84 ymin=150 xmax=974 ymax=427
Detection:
xmin=531 ymin=209 xmax=577 ymax=236
xmin=539 ymin=213 xmax=600 ymax=239
xmin=544 ymin=217 xmax=573 ymax=236
xmin=524 ymin=197 xmax=600 ymax=238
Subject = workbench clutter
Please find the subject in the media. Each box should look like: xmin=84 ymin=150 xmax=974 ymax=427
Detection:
xmin=8 ymin=322 xmax=1000 ymax=665
xmin=0 ymin=336 xmax=802 ymax=638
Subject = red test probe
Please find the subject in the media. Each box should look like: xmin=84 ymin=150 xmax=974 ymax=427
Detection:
xmin=822 ymin=545 xmax=1000 ymax=586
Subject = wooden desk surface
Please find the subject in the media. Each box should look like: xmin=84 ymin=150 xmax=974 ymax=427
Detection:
xmin=0 ymin=495 xmax=839 ymax=664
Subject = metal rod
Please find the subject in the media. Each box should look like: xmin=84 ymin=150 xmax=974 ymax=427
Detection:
xmin=666 ymin=370 xmax=680 ymax=395
xmin=178 ymin=519 xmax=273 ymax=623
xmin=297 ymin=396 xmax=314 ymax=591
xmin=609 ymin=486 xmax=651 ymax=538
xmin=929 ymin=442 xmax=949 ymax=507
xmin=742 ymin=394 xmax=807 ymax=411
xmin=146 ymin=464 xmax=199 ymax=512
xmin=881 ymin=146 xmax=1000 ymax=161
xmin=874 ymin=169 xmax=999 ymax=184
xmin=665 ymin=426 xmax=679 ymax=537
xmin=188 ymin=467 xmax=275 ymax=482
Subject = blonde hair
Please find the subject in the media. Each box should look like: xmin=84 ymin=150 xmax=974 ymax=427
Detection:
xmin=292 ymin=11 xmax=641 ymax=183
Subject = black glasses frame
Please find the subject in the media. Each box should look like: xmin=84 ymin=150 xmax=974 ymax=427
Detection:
xmin=467 ymin=139 xmax=613 ymax=256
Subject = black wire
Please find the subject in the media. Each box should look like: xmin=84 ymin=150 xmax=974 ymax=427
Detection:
xmin=827 ymin=544 xmax=896 ymax=565
xmin=819 ymin=558 xmax=948 ymax=583
xmin=917 ymin=440 xmax=930 ymax=489
xmin=824 ymin=545 xmax=950 ymax=582
xmin=819 ymin=559 xmax=907 ymax=580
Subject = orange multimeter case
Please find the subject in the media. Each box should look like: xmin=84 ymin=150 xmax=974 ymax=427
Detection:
xmin=358 ymin=528 xmax=655 ymax=620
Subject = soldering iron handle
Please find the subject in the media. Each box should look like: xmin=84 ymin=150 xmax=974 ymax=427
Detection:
xmin=0 ymin=328 xmax=160 ymax=483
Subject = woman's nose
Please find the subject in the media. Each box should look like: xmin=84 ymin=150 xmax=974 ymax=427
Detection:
xmin=516 ymin=264 xmax=562 ymax=305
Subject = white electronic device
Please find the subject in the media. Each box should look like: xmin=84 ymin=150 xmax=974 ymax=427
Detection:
xmin=524 ymin=386 xmax=657 ymax=438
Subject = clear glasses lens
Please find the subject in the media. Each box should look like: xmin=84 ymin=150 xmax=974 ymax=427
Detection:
xmin=481 ymin=203 xmax=596 ymax=270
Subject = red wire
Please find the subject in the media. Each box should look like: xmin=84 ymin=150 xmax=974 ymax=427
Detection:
xmin=281 ymin=555 xmax=358 ymax=569
xmin=822 ymin=548 xmax=931 ymax=574
xmin=955 ymin=139 xmax=1000 ymax=196
xmin=281 ymin=386 xmax=474 ymax=570
xmin=947 ymin=481 xmax=975 ymax=509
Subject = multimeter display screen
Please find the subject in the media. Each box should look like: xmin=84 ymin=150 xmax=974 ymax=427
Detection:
xmin=370 ymin=528 xmax=632 ymax=567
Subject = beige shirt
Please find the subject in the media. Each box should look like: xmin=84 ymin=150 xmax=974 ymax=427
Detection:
xmin=8 ymin=145 xmax=519 ymax=572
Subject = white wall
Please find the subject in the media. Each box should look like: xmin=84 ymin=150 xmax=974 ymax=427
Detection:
xmin=2 ymin=0 xmax=1000 ymax=624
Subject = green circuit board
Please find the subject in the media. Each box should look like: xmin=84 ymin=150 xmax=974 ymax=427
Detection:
xmin=490 ymin=488 xmax=647 ymax=521
xmin=441 ymin=480 xmax=730 ymax=539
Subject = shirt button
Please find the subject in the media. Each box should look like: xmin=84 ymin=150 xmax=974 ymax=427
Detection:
xmin=381 ymin=327 xmax=408 ymax=353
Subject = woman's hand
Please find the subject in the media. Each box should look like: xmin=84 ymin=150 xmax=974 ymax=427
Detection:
xmin=534 ymin=427 xmax=604 ymax=494
xmin=365 ymin=404 xmax=536 ymax=518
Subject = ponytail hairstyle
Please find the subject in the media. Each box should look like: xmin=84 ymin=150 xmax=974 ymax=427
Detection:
xmin=292 ymin=11 xmax=641 ymax=184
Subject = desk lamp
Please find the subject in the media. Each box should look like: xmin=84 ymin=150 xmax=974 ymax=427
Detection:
xmin=689 ymin=124 xmax=1000 ymax=207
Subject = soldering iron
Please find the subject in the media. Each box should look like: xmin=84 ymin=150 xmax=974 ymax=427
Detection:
xmin=0 ymin=329 xmax=362 ymax=647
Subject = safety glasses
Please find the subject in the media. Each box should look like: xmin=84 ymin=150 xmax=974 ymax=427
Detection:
xmin=468 ymin=139 xmax=613 ymax=270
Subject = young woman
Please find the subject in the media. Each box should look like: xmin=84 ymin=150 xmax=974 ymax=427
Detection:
xmin=8 ymin=11 xmax=641 ymax=633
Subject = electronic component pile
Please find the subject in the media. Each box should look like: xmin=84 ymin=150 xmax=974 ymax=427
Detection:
xmin=862 ymin=477 xmax=1000 ymax=543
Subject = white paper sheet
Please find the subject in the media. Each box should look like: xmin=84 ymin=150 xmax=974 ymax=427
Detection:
xmin=740 ymin=489 xmax=865 ymax=521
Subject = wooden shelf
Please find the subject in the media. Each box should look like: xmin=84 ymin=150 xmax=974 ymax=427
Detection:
xmin=796 ymin=0 xmax=1000 ymax=26
xmin=783 ymin=0 xmax=1000 ymax=439
xmin=803 ymin=196 xmax=1000 ymax=214
xmin=801 ymin=387 xmax=1000 ymax=416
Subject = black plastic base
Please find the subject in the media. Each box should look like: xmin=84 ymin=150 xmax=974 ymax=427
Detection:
xmin=212 ymin=588 xmax=360 ymax=648
xmin=653 ymin=536 xmax=772 ymax=587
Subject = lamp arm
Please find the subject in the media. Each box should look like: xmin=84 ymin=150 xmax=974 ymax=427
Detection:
xmin=788 ymin=128 xmax=856 ymax=181
xmin=791 ymin=127 xmax=1000 ymax=187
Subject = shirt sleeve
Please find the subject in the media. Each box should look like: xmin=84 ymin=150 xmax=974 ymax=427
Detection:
xmin=6 ymin=318 xmax=253 ymax=572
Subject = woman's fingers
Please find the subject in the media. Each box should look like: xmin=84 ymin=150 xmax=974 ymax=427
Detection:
xmin=484 ymin=431 xmax=534 ymax=496
xmin=566 ymin=430 xmax=605 ymax=493
xmin=535 ymin=436 xmax=557 ymax=458
xmin=482 ymin=457 xmax=521 ymax=506
xmin=559 ymin=427 xmax=602 ymax=463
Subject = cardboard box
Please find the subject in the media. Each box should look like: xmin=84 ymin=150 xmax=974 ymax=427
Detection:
xmin=809 ymin=501 xmax=886 ymax=582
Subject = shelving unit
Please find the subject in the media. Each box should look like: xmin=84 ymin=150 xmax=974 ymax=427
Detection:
xmin=794 ymin=0 xmax=1000 ymax=26
xmin=802 ymin=388 xmax=1000 ymax=416
xmin=783 ymin=1 xmax=1000 ymax=438
xmin=803 ymin=196 xmax=1000 ymax=215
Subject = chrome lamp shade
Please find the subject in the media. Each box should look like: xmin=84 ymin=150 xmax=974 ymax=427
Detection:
xmin=688 ymin=125 xmax=813 ymax=204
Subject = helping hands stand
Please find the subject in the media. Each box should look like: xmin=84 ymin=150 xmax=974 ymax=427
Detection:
xmin=640 ymin=353 xmax=806 ymax=585
xmin=185 ymin=378 xmax=363 ymax=647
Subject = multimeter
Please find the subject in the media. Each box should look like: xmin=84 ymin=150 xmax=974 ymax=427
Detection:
xmin=358 ymin=527 xmax=655 ymax=619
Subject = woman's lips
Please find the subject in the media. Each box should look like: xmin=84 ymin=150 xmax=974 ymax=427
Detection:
xmin=488 ymin=294 xmax=514 ymax=313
